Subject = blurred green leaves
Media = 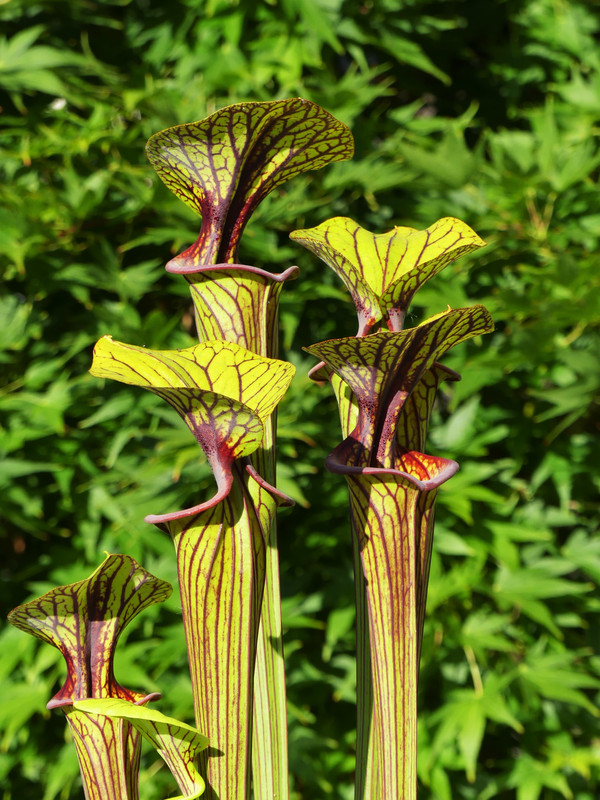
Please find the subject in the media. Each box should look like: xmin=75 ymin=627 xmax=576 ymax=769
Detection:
xmin=0 ymin=25 xmax=106 ymax=108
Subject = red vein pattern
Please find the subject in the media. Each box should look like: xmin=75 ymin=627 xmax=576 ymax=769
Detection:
xmin=306 ymin=305 xmax=493 ymax=465
xmin=328 ymin=361 xmax=460 ymax=799
xmin=304 ymin=291 xmax=492 ymax=799
xmin=291 ymin=216 xmax=485 ymax=334
xmin=90 ymin=337 xmax=294 ymax=422
xmin=7 ymin=553 xmax=171 ymax=708
xmin=8 ymin=555 xmax=171 ymax=800
xmin=159 ymin=464 xmax=268 ymax=800
xmin=170 ymin=261 xmax=297 ymax=800
xmin=185 ymin=264 xmax=299 ymax=358
xmin=74 ymin=698 xmax=209 ymax=799
xmin=66 ymin=708 xmax=141 ymax=800
xmin=146 ymin=99 xmax=354 ymax=267
xmin=345 ymin=454 xmax=457 ymax=800
xmin=90 ymin=337 xmax=294 ymax=521
xmin=91 ymin=298 xmax=297 ymax=795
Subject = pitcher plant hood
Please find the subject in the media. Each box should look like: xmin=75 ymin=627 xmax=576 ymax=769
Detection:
xmin=90 ymin=337 xmax=295 ymax=522
xmin=146 ymin=98 xmax=354 ymax=268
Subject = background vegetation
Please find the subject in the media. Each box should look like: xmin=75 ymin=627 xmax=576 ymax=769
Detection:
xmin=1 ymin=0 xmax=599 ymax=798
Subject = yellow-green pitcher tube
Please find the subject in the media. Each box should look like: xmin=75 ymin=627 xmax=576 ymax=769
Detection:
xmin=147 ymin=100 xmax=354 ymax=800
xmin=182 ymin=263 xmax=297 ymax=800
xmin=160 ymin=466 xmax=268 ymax=800
xmin=335 ymin=455 xmax=458 ymax=800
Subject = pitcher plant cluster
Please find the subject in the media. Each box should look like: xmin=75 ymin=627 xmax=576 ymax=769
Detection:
xmin=8 ymin=99 xmax=493 ymax=800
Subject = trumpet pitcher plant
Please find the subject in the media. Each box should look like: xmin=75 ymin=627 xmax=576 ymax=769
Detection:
xmin=7 ymin=554 xmax=208 ymax=800
xmin=136 ymin=98 xmax=353 ymax=800
xmin=295 ymin=215 xmax=494 ymax=800
xmin=8 ymin=99 xmax=493 ymax=800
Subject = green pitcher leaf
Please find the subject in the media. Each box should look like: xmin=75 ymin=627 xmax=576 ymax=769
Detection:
xmin=90 ymin=337 xmax=295 ymax=521
xmin=75 ymin=698 xmax=208 ymax=800
xmin=333 ymin=450 xmax=459 ymax=673
xmin=90 ymin=336 xmax=293 ymax=421
xmin=301 ymin=218 xmax=493 ymax=800
xmin=157 ymin=472 xmax=268 ymax=800
xmin=7 ymin=553 xmax=171 ymax=708
xmin=291 ymin=217 xmax=485 ymax=333
xmin=394 ymin=363 xmax=462 ymax=666
xmin=172 ymin=261 xmax=297 ymax=800
xmin=396 ymin=362 xmax=461 ymax=453
xmin=184 ymin=263 xmax=299 ymax=359
xmin=328 ymin=362 xmax=461 ymax=800
xmin=308 ymin=307 xmax=490 ymax=800
xmin=8 ymin=555 xmax=171 ymax=800
xmin=305 ymin=306 xmax=493 ymax=464
xmin=342 ymin=454 xmax=458 ymax=800
xmin=146 ymin=99 xmax=354 ymax=267
xmin=62 ymin=705 xmax=144 ymax=800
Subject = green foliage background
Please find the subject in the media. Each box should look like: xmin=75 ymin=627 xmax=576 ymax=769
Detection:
xmin=1 ymin=1 xmax=599 ymax=798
